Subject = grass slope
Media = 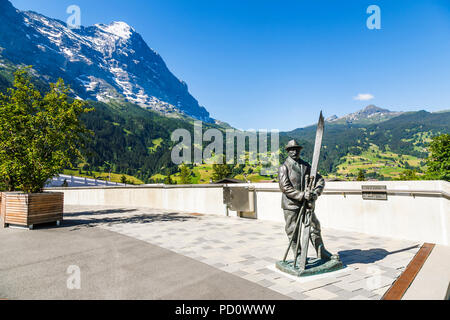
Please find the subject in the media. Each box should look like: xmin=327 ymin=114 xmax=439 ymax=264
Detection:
xmin=63 ymin=169 xmax=144 ymax=185
xmin=333 ymin=144 xmax=424 ymax=180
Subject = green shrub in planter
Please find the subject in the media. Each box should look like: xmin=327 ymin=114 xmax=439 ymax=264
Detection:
xmin=0 ymin=67 xmax=92 ymax=194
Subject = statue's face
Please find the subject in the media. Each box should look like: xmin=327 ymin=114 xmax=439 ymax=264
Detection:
xmin=288 ymin=148 xmax=301 ymax=161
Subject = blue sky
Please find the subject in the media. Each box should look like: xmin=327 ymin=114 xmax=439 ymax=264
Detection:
xmin=10 ymin=0 xmax=450 ymax=131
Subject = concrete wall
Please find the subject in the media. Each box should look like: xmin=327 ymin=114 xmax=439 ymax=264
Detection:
xmin=52 ymin=185 xmax=226 ymax=216
xmin=48 ymin=180 xmax=450 ymax=245
xmin=254 ymin=181 xmax=449 ymax=246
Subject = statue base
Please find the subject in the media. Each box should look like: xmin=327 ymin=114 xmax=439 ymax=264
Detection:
xmin=276 ymin=257 xmax=344 ymax=277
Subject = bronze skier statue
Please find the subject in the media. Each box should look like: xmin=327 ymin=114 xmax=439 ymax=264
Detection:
xmin=276 ymin=112 xmax=343 ymax=277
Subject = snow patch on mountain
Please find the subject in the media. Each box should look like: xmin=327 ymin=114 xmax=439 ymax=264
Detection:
xmin=327 ymin=105 xmax=404 ymax=124
xmin=96 ymin=21 xmax=134 ymax=39
xmin=0 ymin=0 xmax=213 ymax=122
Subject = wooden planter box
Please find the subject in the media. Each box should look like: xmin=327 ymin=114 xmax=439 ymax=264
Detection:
xmin=1 ymin=192 xmax=63 ymax=229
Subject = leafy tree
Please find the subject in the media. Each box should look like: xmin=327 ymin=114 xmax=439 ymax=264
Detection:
xmin=397 ymin=169 xmax=419 ymax=181
xmin=120 ymin=175 xmax=127 ymax=184
xmin=0 ymin=68 xmax=91 ymax=193
xmin=425 ymin=134 xmax=450 ymax=181
xmin=179 ymin=163 xmax=192 ymax=184
xmin=356 ymin=169 xmax=366 ymax=181
xmin=366 ymin=171 xmax=381 ymax=180
xmin=232 ymin=164 xmax=245 ymax=176
xmin=164 ymin=174 xmax=175 ymax=185
xmin=212 ymin=155 xmax=232 ymax=182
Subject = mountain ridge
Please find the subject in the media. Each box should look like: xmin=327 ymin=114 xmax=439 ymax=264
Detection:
xmin=1 ymin=61 xmax=448 ymax=182
xmin=1 ymin=0 xmax=449 ymax=182
xmin=325 ymin=104 xmax=404 ymax=125
xmin=0 ymin=0 xmax=213 ymax=122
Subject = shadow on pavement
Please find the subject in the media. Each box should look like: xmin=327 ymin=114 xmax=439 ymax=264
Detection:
xmin=32 ymin=208 xmax=198 ymax=231
xmin=64 ymin=208 xmax=138 ymax=217
xmin=338 ymin=244 xmax=420 ymax=265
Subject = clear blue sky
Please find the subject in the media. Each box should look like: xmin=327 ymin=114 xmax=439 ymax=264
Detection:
xmin=10 ymin=0 xmax=450 ymax=131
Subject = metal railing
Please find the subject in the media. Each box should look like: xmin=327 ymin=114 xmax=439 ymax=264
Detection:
xmin=46 ymin=174 xmax=129 ymax=188
xmin=253 ymin=186 xmax=450 ymax=200
xmin=45 ymin=179 xmax=450 ymax=200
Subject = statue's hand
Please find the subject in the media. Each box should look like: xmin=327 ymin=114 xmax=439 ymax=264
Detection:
xmin=305 ymin=191 xmax=318 ymax=202
xmin=304 ymin=191 xmax=312 ymax=201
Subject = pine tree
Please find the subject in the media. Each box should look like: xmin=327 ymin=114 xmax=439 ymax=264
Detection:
xmin=212 ymin=155 xmax=232 ymax=182
xmin=179 ymin=163 xmax=192 ymax=184
xmin=356 ymin=169 xmax=366 ymax=181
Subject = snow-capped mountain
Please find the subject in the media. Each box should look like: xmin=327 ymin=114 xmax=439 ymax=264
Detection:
xmin=0 ymin=0 xmax=213 ymax=122
xmin=326 ymin=105 xmax=403 ymax=124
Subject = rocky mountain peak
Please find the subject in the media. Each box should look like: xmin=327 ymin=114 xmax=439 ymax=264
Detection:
xmin=325 ymin=115 xmax=338 ymax=122
xmin=361 ymin=105 xmax=390 ymax=114
xmin=95 ymin=21 xmax=135 ymax=40
xmin=0 ymin=0 xmax=14 ymax=10
xmin=327 ymin=105 xmax=403 ymax=124
xmin=0 ymin=0 xmax=18 ymax=20
xmin=0 ymin=0 xmax=213 ymax=122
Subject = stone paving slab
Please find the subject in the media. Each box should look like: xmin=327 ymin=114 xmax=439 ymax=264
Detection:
xmin=64 ymin=205 xmax=421 ymax=300
xmin=402 ymin=244 xmax=450 ymax=300
xmin=0 ymin=218 xmax=288 ymax=300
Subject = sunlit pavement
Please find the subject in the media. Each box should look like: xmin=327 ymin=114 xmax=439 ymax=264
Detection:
xmin=60 ymin=205 xmax=421 ymax=300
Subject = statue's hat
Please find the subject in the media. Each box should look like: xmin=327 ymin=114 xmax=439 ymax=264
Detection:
xmin=285 ymin=139 xmax=303 ymax=151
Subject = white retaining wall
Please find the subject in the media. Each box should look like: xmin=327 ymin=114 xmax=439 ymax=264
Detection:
xmin=254 ymin=181 xmax=449 ymax=246
xmin=48 ymin=180 xmax=450 ymax=245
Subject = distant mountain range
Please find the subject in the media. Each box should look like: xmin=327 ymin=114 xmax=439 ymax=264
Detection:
xmin=0 ymin=0 xmax=213 ymax=122
xmin=0 ymin=0 xmax=449 ymax=182
xmin=283 ymin=108 xmax=450 ymax=179
xmin=326 ymin=105 xmax=404 ymax=125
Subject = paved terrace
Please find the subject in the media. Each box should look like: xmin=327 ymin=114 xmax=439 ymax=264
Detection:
xmin=0 ymin=205 xmax=431 ymax=300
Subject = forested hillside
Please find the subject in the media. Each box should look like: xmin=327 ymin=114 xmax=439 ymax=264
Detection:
xmin=283 ymin=111 xmax=450 ymax=179
xmin=0 ymin=63 xmax=221 ymax=183
xmin=1 ymin=61 xmax=449 ymax=182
